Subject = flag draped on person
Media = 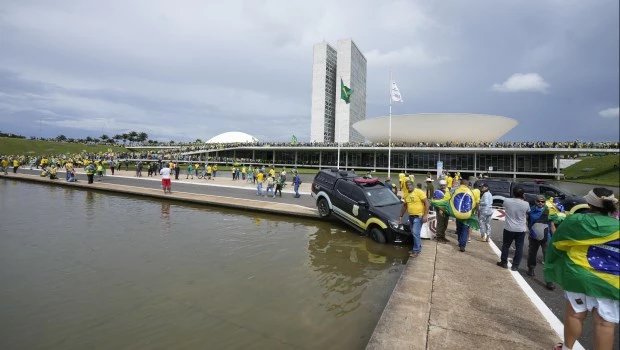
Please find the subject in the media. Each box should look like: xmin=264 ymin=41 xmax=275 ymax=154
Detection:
xmin=429 ymin=198 xmax=480 ymax=230
xmin=391 ymin=80 xmax=403 ymax=102
xmin=544 ymin=213 xmax=619 ymax=300
xmin=340 ymin=78 xmax=352 ymax=104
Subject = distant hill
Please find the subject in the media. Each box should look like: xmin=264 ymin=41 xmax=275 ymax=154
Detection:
xmin=0 ymin=137 xmax=128 ymax=156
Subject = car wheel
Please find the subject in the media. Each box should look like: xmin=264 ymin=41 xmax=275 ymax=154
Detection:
xmin=317 ymin=197 xmax=331 ymax=218
xmin=370 ymin=227 xmax=387 ymax=244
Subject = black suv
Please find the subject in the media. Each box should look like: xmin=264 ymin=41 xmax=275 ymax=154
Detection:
xmin=311 ymin=169 xmax=411 ymax=244
xmin=473 ymin=178 xmax=586 ymax=211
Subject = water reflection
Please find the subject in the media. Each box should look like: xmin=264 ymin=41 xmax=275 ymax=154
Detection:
xmin=308 ymin=225 xmax=408 ymax=317
xmin=0 ymin=181 xmax=407 ymax=350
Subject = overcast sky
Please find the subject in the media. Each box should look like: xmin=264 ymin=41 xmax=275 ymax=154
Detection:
xmin=1 ymin=0 xmax=618 ymax=142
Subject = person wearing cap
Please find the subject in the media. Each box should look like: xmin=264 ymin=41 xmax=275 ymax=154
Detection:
xmin=433 ymin=179 xmax=451 ymax=243
xmin=384 ymin=178 xmax=392 ymax=189
xmin=545 ymin=187 xmax=619 ymax=350
xmin=478 ymin=182 xmax=493 ymax=242
xmin=399 ymin=180 xmax=430 ymax=257
xmin=424 ymin=177 xmax=434 ymax=201
xmin=526 ymin=194 xmax=555 ymax=291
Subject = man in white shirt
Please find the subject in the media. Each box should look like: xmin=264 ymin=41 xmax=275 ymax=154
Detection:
xmin=160 ymin=164 xmax=172 ymax=194
xmin=497 ymin=186 xmax=530 ymax=271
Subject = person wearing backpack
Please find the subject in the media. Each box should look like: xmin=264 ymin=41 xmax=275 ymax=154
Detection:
xmin=526 ymin=194 xmax=555 ymax=290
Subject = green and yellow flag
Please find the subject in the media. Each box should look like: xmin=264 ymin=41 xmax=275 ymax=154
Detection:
xmin=544 ymin=213 xmax=619 ymax=300
xmin=431 ymin=199 xmax=480 ymax=230
xmin=340 ymin=78 xmax=352 ymax=104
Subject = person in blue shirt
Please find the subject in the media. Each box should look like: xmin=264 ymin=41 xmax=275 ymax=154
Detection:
xmin=526 ymin=194 xmax=555 ymax=290
xmin=292 ymin=170 xmax=301 ymax=198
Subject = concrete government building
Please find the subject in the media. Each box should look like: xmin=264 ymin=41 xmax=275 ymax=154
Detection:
xmin=310 ymin=39 xmax=367 ymax=144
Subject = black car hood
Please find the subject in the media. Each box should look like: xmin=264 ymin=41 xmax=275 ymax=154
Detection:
xmin=372 ymin=202 xmax=407 ymax=222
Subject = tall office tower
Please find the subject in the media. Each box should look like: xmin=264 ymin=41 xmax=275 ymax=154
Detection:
xmin=310 ymin=42 xmax=338 ymax=143
xmin=335 ymin=39 xmax=367 ymax=143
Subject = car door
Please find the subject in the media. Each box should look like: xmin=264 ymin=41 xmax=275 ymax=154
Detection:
xmin=333 ymin=180 xmax=356 ymax=223
xmin=349 ymin=185 xmax=371 ymax=225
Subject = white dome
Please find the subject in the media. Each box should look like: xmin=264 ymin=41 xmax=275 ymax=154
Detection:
xmin=206 ymin=131 xmax=258 ymax=143
xmin=353 ymin=113 xmax=518 ymax=143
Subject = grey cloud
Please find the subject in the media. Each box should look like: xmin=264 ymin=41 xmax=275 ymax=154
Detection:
xmin=0 ymin=0 xmax=618 ymax=142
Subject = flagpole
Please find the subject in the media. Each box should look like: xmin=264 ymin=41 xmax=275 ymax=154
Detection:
xmin=337 ymin=115 xmax=340 ymax=169
xmin=388 ymin=71 xmax=392 ymax=179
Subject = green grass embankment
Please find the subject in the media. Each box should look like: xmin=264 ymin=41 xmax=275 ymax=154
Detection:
xmin=562 ymin=155 xmax=619 ymax=187
xmin=0 ymin=138 xmax=128 ymax=156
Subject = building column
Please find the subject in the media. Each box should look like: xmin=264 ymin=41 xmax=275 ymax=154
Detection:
xmin=473 ymin=152 xmax=477 ymax=177
xmin=319 ymin=151 xmax=322 ymax=170
xmin=556 ymin=155 xmax=561 ymax=180
xmin=295 ymin=151 xmax=298 ymax=167
xmin=252 ymin=150 xmax=255 ymax=165
xmin=345 ymin=151 xmax=348 ymax=171
xmin=272 ymin=150 xmax=276 ymax=165
xmin=373 ymin=151 xmax=377 ymax=172
xmin=513 ymin=153 xmax=517 ymax=179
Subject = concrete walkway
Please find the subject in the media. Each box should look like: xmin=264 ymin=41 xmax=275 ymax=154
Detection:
xmin=2 ymin=171 xmax=571 ymax=349
xmin=367 ymin=236 xmax=566 ymax=350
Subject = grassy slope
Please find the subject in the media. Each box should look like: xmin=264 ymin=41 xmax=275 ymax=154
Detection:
xmin=0 ymin=137 xmax=128 ymax=156
xmin=562 ymin=155 xmax=619 ymax=187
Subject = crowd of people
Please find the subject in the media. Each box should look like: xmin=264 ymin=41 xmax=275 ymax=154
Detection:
xmin=395 ymin=170 xmax=618 ymax=350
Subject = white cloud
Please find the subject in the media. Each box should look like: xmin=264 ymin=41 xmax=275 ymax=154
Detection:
xmin=599 ymin=107 xmax=619 ymax=118
xmin=365 ymin=46 xmax=449 ymax=67
xmin=492 ymin=73 xmax=550 ymax=93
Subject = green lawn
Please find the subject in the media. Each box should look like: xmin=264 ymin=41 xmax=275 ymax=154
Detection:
xmin=0 ymin=137 xmax=128 ymax=156
xmin=562 ymin=155 xmax=620 ymax=187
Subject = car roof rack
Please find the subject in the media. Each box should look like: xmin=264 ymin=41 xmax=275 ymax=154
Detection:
xmin=353 ymin=177 xmax=379 ymax=186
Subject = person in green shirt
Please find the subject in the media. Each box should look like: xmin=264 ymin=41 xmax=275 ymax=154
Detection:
xmin=186 ymin=163 xmax=194 ymax=179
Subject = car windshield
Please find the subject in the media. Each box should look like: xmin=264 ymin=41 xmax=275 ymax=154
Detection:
xmin=365 ymin=187 xmax=402 ymax=207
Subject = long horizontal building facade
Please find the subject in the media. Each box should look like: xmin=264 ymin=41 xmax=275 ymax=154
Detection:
xmin=174 ymin=145 xmax=619 ymax=179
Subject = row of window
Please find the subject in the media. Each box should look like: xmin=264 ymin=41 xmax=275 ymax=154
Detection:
xmin=205 ymin=150 xmax=557 ymax=173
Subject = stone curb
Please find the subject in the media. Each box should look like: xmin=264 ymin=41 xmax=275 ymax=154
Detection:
xmin=366 ymin=239 xmax=437 ymax=350
xmin=0 ymin=173 xmax=320 ymax=219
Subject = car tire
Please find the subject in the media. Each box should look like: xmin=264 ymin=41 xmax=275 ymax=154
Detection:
xmin=317 ymin=197 xmax=331 ymax=218
xmin=370 ymin=227 xmax=387 ymax=244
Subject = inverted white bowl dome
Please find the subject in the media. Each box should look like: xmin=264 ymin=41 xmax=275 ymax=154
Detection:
xmin=353 ymin=113 xmax=517 ymax=143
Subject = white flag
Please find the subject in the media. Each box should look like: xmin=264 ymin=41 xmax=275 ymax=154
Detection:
xmin=391 ymin=81 xmax=403 ymax=102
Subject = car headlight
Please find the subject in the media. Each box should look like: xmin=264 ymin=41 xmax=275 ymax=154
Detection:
xmin=388 ymin=220 xmax=403 ymax=230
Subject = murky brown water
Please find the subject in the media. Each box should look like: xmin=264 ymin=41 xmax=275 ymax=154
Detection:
xmin=0 ymin=180 xmax=409 ymax=350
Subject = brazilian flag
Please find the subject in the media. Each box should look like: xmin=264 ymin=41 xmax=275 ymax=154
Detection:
xmin=430 ymin=186 xmax=480 ymax=230
xmin=340 ymin=78 xmax=352 ymax=104
xmin=544 ymin=213 xmax=619 ymax=300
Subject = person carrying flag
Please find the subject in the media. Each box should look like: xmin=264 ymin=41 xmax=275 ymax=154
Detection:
xmin=545 ymin=187 xmax=619 ymax=350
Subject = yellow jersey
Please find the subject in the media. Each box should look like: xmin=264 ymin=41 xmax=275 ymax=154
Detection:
xmin=404 ymin=188 xmax=427 ymax=216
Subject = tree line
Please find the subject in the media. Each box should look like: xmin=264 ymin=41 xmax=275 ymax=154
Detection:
xmin=51 ymin=131 xmax=153 ymax=145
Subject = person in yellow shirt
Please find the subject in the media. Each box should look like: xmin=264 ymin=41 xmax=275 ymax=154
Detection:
xmin=399 ymin=180 xmax=430 ymax=258
xmin=399 ymin=173 xmax=408 ymax=196
xmin=12 ymin=159 xmax=19 ymax=173
xmin=256 ymin=171 xmax=264 ymax=195
xmin=194 ymin=163 xmax=200 ymax=177
xmin=206 ymin=165 xmax=213 ymax=180
xmin=1 ymin=158 xmax=9 ymax=175
xmin=446 ymin=173 xmax=453 ymax=189
xmin=469 ymin=185 xmax=481 ymax=242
